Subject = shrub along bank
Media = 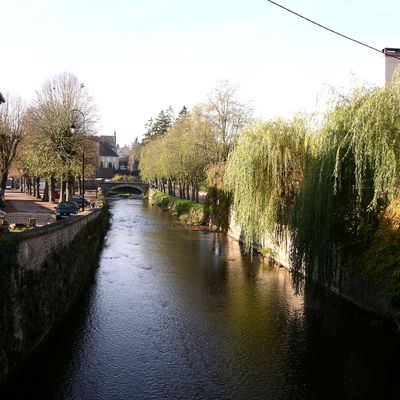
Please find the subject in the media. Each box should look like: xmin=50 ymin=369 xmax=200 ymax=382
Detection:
xmin=149 ymin=189 xmax=205 ymax=226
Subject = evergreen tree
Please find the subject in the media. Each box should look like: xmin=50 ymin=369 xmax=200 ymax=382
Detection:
xmin=143 ymin=107 xmax=175 ymax=144
xmin=177 ymin=105 xmax=189 ymax=120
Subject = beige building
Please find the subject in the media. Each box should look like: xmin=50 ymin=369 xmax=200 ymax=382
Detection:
xmin=383 ymin=48 xmax=400 ymax=85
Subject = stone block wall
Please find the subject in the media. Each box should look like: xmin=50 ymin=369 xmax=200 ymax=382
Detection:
xmin=0 ymin=208 xmax=109 ymax=386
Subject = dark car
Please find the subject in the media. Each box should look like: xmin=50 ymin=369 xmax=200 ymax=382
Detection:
xmin=55 ymin=201 xmax=79 ymax=220
xmin=71 ymin=195 xmax=91 ymax=207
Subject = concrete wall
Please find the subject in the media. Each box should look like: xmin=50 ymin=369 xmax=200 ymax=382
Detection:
xmin=0 ymin=208 xmax=109 ymax=386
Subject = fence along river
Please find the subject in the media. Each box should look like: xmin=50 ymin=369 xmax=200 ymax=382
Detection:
xmin=3 ymin=198 xmax=400 ymax=399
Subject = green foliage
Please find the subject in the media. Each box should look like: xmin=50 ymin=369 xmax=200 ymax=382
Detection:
xmin=111 ymin=174 xmax=124 ymax=182
xmin=224 ymin=118 xmax=306 ymax=252
xmin=151 ymin=189 xmax=205 ymax=225
xmin=350 ymin=199 xmax=400 ymax=303
xmin=259 ymin=246 xmax=276 ymax=260
xmin=204 ymin=163 xmax=231 ymax=232
xmin=291 ymin=82 xmax=400 ymax=286
xmin=140 ymin=107 xmax=219 ymax=201
xmin=143 ymin=107 xmax=175 ymax=144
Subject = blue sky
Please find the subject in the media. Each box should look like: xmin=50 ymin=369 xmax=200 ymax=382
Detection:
xmin=3 ymin=0 xmax=400 ymax=145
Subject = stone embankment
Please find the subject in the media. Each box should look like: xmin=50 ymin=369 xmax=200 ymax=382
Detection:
xmin=229 ymin=221 xmax=400 ymax=331
xmin=0 ymin=206 xmax=109 ymax=387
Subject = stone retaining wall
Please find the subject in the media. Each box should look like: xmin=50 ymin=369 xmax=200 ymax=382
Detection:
xmin=0 ymin=208 xmax=109 ymax=386
xmin=229 ymin=221 xmax=400 ymax=330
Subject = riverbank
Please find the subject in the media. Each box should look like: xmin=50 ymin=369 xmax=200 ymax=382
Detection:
xmin=149 ymin=188 xmax=400 ymax=331
xmin=149 ymin=189 xmax=205 ymax=226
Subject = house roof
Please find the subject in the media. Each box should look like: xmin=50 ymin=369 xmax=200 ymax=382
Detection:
xmin=99 ymin=142 xmax=119 ymax=157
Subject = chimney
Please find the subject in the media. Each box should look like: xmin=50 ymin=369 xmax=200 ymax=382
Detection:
xmin=383 ymin=48 xmax=400 ymax=85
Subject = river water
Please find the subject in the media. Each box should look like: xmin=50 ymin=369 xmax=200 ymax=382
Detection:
xmin=3 ymin=199 xmax=400 ymax=399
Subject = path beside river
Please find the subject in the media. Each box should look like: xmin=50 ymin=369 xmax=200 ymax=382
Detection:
xmin=4 ymin=189 xmax=56 ymax=213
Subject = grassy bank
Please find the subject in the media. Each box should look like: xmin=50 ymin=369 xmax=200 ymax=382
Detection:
xmin=149 ymin=189 xmax=205 ymax=226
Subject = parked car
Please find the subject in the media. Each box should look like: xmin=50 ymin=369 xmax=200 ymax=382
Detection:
xmin=71 ymin=195 xmax=91 ymax=207
xmin=55 ymin=202 xmax=79 ymax=220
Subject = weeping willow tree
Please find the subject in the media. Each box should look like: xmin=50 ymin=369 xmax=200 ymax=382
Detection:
xmin=224 ymin=118 xmax=307 ymax=252
xmin=291 ymin=79 xmax=400 ymax=286
xmin=203 ymin=162 xmax=232 ymax=232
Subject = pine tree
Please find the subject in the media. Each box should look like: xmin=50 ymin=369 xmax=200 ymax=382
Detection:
xmin=177 ymin=105 xmax=189 ymax=120
xmin=142 ymin=107 xmax=175 ymax=144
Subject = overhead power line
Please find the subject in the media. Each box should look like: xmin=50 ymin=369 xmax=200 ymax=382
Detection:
xmin=266 ymin=0 xmax=400 ymax=60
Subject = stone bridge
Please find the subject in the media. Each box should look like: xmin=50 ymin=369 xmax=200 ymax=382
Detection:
xmin=98 ymin=181 xmax=149 ymax=195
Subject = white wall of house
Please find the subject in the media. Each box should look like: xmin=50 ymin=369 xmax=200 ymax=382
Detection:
xmin=100 ymin=156 xmax=119 ymax=169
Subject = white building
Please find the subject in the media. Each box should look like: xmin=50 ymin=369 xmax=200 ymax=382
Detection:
xmin=97 ymin=130 xmax=120 ymax=178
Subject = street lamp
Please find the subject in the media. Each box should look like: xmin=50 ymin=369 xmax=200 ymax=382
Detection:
xmin=69 ymin=109 xmax=85 ymax=212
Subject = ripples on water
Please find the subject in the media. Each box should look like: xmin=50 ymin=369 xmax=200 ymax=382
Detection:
xmin=3 ymin=199 xmax=400 ymax=400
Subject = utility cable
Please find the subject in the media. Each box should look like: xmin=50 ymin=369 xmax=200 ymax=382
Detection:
xmin=266 ymin=0 xmax=400 ymax=60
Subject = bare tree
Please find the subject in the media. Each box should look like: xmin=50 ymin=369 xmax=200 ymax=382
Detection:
xmin=129 ymin=138 xmax=142 ymax=174
xmin=31 ymin=72 xmax=98 ymax=201
xmin=203 ymin=80 xmax=252 ymax=161
xmin=0 ymin=94 xmax=26 ymax=206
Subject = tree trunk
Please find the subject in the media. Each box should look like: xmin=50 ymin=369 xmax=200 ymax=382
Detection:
xmin=168 ymin=178 xmax=173 ymax=196
xmin=179 ymin=181 xmax=183 ymax=199
xmin=42 ymin=178 xmax=49 ymax=202
xmin=60 ymin=176 xmax=66 ymax=202
xmin=191 ymin=180 xmax=196 ymax=201
xmin=66 ymin=179 xmax=74 ymax=201
xmin=186 ymin=181 xmax=190 ymax=200
xmin=33 ymin=176 xmax=37 ymax=198
xmin=0 ymin=169 xmax=8 ymax=194
xmin=36 ymin=177 xmax=41 ymax=199
xmin=49 ymin=176 xmax=56 ymax=203
xmin=28 ymin=176 xmax=33 ymax=196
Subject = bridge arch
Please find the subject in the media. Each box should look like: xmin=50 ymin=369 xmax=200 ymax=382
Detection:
xmin=98 ymin=181 xmax=149 ymax=196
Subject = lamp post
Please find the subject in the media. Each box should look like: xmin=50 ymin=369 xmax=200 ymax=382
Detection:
xmin=69 ymin=109 xmax=85 ymax=212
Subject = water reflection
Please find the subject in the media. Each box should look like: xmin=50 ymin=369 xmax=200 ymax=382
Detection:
xmin=2 ymin=198 xmax=400 ymax=400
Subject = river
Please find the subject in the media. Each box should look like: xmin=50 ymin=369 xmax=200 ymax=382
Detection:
xmin=3 ymin=198 xmax=400 ymax=399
